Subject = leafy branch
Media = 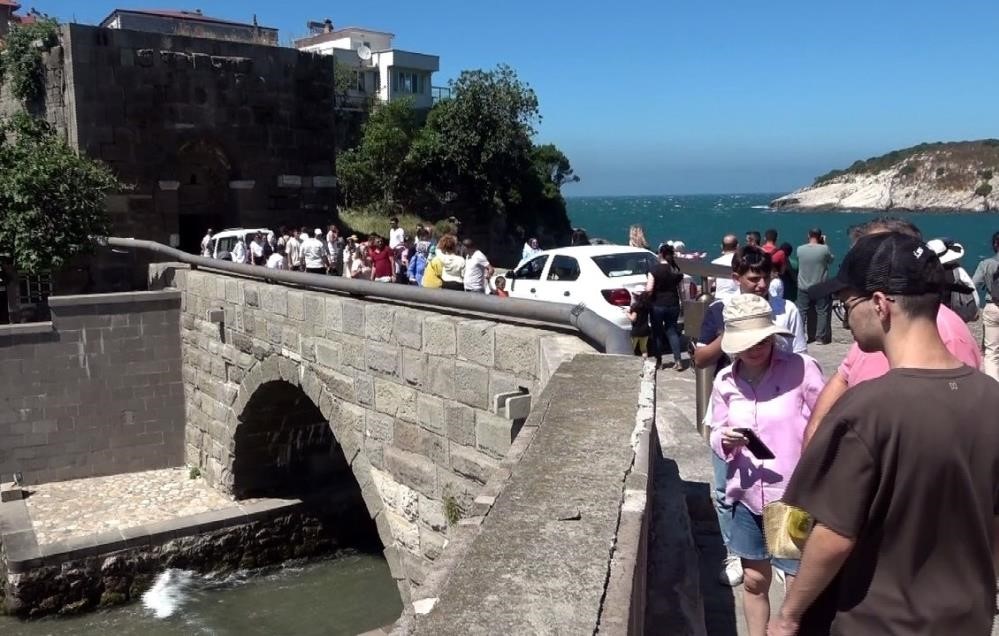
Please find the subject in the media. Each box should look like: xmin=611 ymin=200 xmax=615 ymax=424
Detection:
xmin=0 ymin=18 xmax=60 ymax=102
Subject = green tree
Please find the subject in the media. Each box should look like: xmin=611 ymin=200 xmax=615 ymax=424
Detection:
xmin=975 ymin=182 xmax=993 ymax=199
xmin=336 ymin=97 xmax=420 ymax=209
xmin=533 ymin=143 xmax=580 ymax=192
xmin=0 ymin=113 xmax=119 ymax=321
xmin=0 ymin=18 xmax=60 ymax=102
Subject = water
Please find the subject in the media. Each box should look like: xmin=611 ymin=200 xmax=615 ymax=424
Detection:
xmin=566 ymin=194 xmax=999 ymax=266
xmin=0 ymin=553 xmax=402 ymax=636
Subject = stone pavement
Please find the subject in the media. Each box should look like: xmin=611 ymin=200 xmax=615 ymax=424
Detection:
xmin=652 ymin=316 xmax=989 ymax=635
xmin=23 ymin=467 xmax=250 ymax=545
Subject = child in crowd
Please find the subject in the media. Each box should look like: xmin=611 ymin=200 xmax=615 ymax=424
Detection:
xmin=627 ymin=291 xmax=652 ymax=358
xmin=494 ymin=276 xmax=509 ymax=297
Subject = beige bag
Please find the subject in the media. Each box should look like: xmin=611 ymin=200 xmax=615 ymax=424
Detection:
xmin=763 ymin=501 xmax=814 ymax=560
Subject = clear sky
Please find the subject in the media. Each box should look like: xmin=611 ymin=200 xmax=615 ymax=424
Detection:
xmin=29 ymin=0 xmax=999 ymax=195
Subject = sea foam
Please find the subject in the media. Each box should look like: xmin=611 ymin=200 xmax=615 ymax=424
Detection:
xmin=142 ymin=569 xmax=194 ymax=618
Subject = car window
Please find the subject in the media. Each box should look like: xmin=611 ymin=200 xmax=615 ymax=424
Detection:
xmin=547 ymin=255 xmax=581 ymax=281
xmin=216 ymin=237 xmax=236 ymax=255
xmin=591 ymin=252 xmax=657 ymax=278
xmin=514 ymin=255 xmax=548 ymax=280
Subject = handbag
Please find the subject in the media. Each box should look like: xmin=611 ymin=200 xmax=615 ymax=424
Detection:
xmin=762 ymin=501 xmax=814 ymax=560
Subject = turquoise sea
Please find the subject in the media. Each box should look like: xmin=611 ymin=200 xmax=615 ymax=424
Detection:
xmin=566 ymin=194 xmax=999 ymax=266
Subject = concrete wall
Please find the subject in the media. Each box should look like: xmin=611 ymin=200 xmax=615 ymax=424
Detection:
xmin=0 ymin=291 xmax=185 ymax=485
xmin=154 ymin=264 xmax=594 ymax=598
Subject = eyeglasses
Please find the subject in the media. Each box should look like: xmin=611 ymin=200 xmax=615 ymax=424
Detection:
xmin=838 ymin=294 xmax=896 ymax=329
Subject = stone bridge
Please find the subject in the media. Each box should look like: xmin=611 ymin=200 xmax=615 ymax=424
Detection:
xmin=151 ymin=263 xmax=595 ymax=603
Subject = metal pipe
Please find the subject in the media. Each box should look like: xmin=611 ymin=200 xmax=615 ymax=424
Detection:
xmin=106 ymin=237 xmax=634 ymax=354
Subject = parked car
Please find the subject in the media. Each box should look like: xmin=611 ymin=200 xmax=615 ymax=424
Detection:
xmin=209 ymin=228 xmax=275 ymax=260
xmin=500 ymin=245 xmax=658 ymax=331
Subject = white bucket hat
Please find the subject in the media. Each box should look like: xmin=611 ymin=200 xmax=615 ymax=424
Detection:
xmin=925 ymin=238 xmax=965 ymax=265
xmin=721 ymin=294 xmax=792 ymax=355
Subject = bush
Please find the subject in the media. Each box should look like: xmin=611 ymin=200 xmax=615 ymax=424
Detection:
xmin=979 ymin=169 xmax=994 ymax=180
xmin=936 ymin=167 xmax=946 ymax=177
xmin=0 ymin=19 xmax=60 ymax=102
xmin=975 ymin=183 xmax=993 ymax=198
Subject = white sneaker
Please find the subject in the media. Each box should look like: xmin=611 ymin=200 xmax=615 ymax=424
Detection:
xmin=719 ymin=555 xmax=743 ymax=586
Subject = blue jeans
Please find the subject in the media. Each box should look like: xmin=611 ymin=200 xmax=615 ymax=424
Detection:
xmin=712 ymin=450 xmax=733 ymax=547
xmin=651 ymin=304 xmax=682 ymax=364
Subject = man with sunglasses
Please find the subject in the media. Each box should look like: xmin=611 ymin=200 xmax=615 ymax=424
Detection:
xmin=769 ymin=231 xmax=999 ymax=635
xmin=802 ymin=219 xmax=980 ymax=445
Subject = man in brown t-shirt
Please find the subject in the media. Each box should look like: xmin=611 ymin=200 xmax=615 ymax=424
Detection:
xmin=770 ymin=232 xmax=999 ymax=636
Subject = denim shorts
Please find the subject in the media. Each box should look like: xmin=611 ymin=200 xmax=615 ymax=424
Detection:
xmin=728 ymin=502 xmax=800 ymax=575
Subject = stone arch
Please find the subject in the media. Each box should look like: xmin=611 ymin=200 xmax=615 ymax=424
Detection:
xmin=212 ymin=355 xmax=405 ymax=595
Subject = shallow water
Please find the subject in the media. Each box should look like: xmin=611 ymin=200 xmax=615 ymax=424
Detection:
xmin=0 ymin=553 xmax=402 ymax=636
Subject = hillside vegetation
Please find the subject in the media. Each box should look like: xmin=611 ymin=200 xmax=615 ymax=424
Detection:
xmin=814 ymin=140 xmax=999 ymax=187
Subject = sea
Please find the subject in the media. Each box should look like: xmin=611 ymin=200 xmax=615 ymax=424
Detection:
xmin=566 ymin=194 xmax=999 ymax=266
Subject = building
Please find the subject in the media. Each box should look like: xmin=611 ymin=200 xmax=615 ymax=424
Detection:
xmin=99 ymin=8 xmax=278 ymax=45
xmin=294 ymin=19 xmax=443 ymax=110
xmin=0 ymin=0 xmax=36 ymax=37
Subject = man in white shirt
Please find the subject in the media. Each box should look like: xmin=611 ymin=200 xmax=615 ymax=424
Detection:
xmin=301 ymin=229 xmax=328 ymax=274
xmin=249 ymin=233 xmax=265 ymax=266
xmin=389 ymin=217 xmax=405 ymax=250
xmin=286 ymin=229 xmax=302 ymax=271
xmin=231 ymin=236 xmax=248 ymax=264
xmin=710 ymin=234 xmax=740 ymax=300
xmin=522 ymin=238 xmax=542 ymax=263
xmin=462 ymin=239 xmax=494 ymax=293
xmin=201 ymin=228 xmax=213 ymax=258
xmin=266 ymin=247 xmax=288 ymax=270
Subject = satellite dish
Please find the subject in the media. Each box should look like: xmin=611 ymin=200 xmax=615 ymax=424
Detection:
xmin=356 ymin=44 xmax=372 ymax=61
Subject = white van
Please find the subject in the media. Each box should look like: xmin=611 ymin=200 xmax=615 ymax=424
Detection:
xmin=209 ymin=228 xmax=275 ymax=261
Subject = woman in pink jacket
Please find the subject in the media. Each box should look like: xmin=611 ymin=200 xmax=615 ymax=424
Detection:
xmin=709 ymin=293 xmax=825 ymax=636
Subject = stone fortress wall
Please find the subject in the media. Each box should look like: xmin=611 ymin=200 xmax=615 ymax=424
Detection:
xmin=0 ymin=292 xmax=186 ymax=485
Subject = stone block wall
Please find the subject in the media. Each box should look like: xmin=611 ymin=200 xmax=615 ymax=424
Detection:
xmin=0 ymin=291 xmax=186 ymax=484
xmin=156 ymin=265 xmax=594 ymax=594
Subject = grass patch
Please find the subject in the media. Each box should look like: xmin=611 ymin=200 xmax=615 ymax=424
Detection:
xmin=338 ymin=206 xmax=455 ymax=239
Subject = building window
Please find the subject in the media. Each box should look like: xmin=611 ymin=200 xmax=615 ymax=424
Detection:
xmin=394 ymin=71 xmax=425 ymax=94
xmin=353 ymin=71 xmax=365 ymax=92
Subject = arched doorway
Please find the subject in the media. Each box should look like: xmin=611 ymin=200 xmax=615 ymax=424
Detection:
xmin=174 ymin=139 xmax=232 ymax=253
xmin=232 ymin=380 xmax=381 ymax=552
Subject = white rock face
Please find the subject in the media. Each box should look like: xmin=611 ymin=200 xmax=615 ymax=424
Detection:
xmin=772 ymin=152 xmax=993 ymax=211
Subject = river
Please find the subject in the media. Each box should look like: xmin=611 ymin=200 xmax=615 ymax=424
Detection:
xmin=0 ymin=552 xmax=401 ymax=636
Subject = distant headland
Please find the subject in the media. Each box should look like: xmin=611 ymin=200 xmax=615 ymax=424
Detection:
xmin=771 ymin=140 xmax=999 ymax=212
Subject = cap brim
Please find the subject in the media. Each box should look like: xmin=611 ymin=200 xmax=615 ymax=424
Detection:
xmin=721 ymin=325 xmax=794 ymax=355
xmin=806 ymin=276 xmax=850 ymax=299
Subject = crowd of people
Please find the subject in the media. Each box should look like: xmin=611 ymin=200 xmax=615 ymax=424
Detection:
xmin=680 ymin=217 xmax=999 ymax=635
xmin=198 ymin=218 xmax=509 ymax=295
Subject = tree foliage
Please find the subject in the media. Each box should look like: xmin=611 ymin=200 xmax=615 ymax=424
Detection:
xmin=336 ymin=65 xmax=578 ymax=249
xmin=0 ymin=18 xmax=60 ymax=102
xmin=0 ymin=113 xmax=118 ymax=274
xmin=975 ymin=182 xmax=993 ymax=198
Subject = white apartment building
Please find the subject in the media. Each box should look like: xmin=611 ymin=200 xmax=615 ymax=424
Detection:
xmin=294 ymin=19 xmax=442 ymax=110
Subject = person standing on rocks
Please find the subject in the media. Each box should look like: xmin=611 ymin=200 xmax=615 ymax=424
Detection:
xmin=770 ymin=232 xmax=999 ymax=636
xmin=795 ymin=229 xmax=834 ymax=345
xmin=972 ymin=230 xmax=999 ymax=381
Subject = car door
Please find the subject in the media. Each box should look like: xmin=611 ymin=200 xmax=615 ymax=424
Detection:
xmin=506 ymin=254 xmax=549 ymax=300
xmin=541 ymin=254 xmax=582 ymax=304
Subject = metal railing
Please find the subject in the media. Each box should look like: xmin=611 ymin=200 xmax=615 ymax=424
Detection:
xmin=107 ymin=237 xmax=634 ymax=355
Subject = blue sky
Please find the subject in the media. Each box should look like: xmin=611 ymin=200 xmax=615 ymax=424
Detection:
xmin=32 ymin=0 xmax=999 ymax=195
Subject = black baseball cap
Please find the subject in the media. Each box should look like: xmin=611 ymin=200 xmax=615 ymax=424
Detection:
xmin=809 ymin=231 xmax=971 ymax=298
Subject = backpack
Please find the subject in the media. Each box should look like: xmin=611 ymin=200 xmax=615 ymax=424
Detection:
xmin=947 ymin=267 xmax=978 ymax=322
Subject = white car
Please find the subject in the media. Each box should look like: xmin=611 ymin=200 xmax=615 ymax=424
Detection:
xmin=209 ymin=228 xmax=275 ymax=260
xmin=500 ymin=245 xmax=658 ymax=331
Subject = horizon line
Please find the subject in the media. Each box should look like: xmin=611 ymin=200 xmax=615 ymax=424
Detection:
xmin=564 ymin=191 xmax=783 ymax=199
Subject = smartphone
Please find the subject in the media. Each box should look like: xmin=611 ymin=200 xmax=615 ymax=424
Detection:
xmin=733 ymin=428 xmax=775 ymax=460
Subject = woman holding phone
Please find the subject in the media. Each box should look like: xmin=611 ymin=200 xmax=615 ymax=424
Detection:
xmin=708 ymin=294 xmax=825 ymax=636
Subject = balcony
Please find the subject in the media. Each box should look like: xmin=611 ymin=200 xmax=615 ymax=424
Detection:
xmin=432 ymin=86 xmax=451 ymax=104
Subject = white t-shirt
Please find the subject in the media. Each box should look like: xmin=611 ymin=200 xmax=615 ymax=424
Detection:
xmin=265 ymin=253 xmax=287 ymax=270
xmin=463 ymin=250 xmax=491 ymax=291
xmin=250 ymin=240 xmax=264 ymax=259
xmin=389 ymin=227 xmax=405 ymax=249
xmin=768 ymin=276 xmax=785 ymax=299
xmin=201 ymin=233 xmax=213 ymax=257
xmin=231 ymin=240 xmax=247 ymax=264
xmin=711 ymin=252 xmax=739 ymax=299
xmin=285 ymin=237 xmax=301 ymax=266
xmin=301 ymin=237 xmax=326 ymax=270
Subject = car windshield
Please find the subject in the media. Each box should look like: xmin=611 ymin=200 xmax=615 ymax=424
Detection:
xmin=590 ymin=252 xmax=657 ymax=278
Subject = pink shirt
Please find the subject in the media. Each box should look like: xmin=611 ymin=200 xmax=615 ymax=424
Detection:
xmin=709 ymin=351 xmax=825 ymax=514
xmin=837 ymin=305 xmax=983 ymax=386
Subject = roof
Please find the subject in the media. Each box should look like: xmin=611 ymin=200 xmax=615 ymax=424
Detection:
xmin=100 ymin=8 xmax=278 ymax=32
xmin=0 ymin=0 xmax=22 ymax=8
xmin=12 ymin=13 xmax=35 ymax=24
xmin=294 ymin=25 xmax=394 ymax=48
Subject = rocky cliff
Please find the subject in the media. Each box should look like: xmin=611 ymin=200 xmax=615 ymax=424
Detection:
xmin=771 ymin=141 xmax=999 ymax=211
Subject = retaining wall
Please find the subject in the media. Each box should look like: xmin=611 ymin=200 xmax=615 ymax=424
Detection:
xmin=0 ymin=291 xmax=185 ymax=484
